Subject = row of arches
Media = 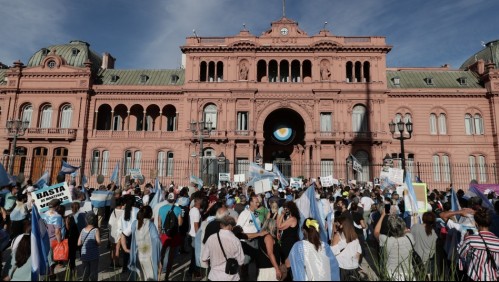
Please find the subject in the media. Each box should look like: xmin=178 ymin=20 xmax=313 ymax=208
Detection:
xmin=20 ymin=103 xmax=73 ymax=128
xmin=346 ymin=61 xmax=371 ymax=83
xmin=257 ymin=59 xmax=313 ymax=82
xmin=96 ymin=104 xmax=178 ymax=131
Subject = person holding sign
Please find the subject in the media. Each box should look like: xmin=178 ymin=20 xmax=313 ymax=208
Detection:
xmin=42 ymin=199 xmax=64 ymax=275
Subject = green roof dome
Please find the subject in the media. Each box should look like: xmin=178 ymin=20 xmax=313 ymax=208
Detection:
xmin=461 ymin=40 xmax=499 ymax=70
xmin=27 ymin=40 xmax=102 ymax=73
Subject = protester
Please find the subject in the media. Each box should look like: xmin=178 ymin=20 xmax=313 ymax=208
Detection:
xmin=188 ymin=194 xmax=203 ymax=279
xmin=66 ymin=202 xmax=83 ymax=275
xmin=158 ymin=192 xmax=183 ymax=280
xmin=78 ymin=212 xmax=101 ymax=281
xmin=5 ymin=234 xmax=31 ymax=281
xmin=289 ymin=218 xmax=340 ymax=281
xmin=42 ymin=198 xmax=64 ymax=275
xmin=257 ymin=218 xmax=282 ymax=281
xmin=459 ymin=207 xmax=499 ymax=281
xmin=9 ymin=193 xmax=27 ymax=239
xmin=120 ymin=195 xmax=139 ymax=274
xmin=331 ymin=215 xmax=362 ymax=281
xmin=125 ymin=205 xmax=161 ymax=281
xmin=277 ymin=201 xmax=300 ymax=281
xmin=201 ymin=216 xmax=245 ymax=281
xmin=374 ymin=208 xmax=414 ymax=281
xmin=411 ymin=212 xmax=438 ymax=276
xmin=108 ymin=197 xmax=124 ymax=268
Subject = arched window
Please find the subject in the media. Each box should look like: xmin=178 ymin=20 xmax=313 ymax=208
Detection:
xmin=101 ymin=150 xmax=110 ymax=176
xmin=204 ymin=104 xmax=218 ymax=129
xmin=302 ymin=60 xmax=312 ymax=80
xmin=394 ymin=114 xmax=402 ymax=123
xmin=124 ymin=150 xmax=132 ymax=175
xmin=200 ymin=61 xmax=207 ymax=82
xmin=442 ymin=155 xmax=451 ymax=182
xmin=429 ymin=114 xmax=437 ymax=135
xmin=113 ymin=114 xmax=123 ymax=131
xmin=478 ymin=155 xmax=487 ymax=183
xmin=346 ymin=61 xmax=353 ymax=82
xmin=438 ymin=114 xmax=447 ymax=135
xmin=257 ymin=60 xmax=267 ymax=82
xmin=157 ymin=151 xmax=173 ymax=177
xmin=363 ymin=61 xmax=370 ymax=82
xmin=280 ymin=60 xmax=289 ymax=82
xmin=91 ymin=150 xmax=100 ymax=176
xmin=60 ymin=104 xmax=73 ymax=128
xmin=354 ymin=61 xmax=362 ymax=82
xmin=208 ymin=62 xmax=215 ymax=82
xmin=291 ymin=60 xmax=301 ymax=82
xmin=145 ymin=115 xmax=154 ymax=131
xmin=40 ymin=104 xmax=53 ymax=128
xmin=465 ymin=114 xmax=473 ymax=135
xmin=469 ymin=155 xmax=477 ymax=181
xmin=217 ymin=62 xmax=224 ymax=82
xmin=21 ymin=104 xmax=33 ymax=127
xmin=352 ymin=105 xmax=367 ymax=132
xmin=269 ymin=60 xmax=278 ymax=83
xmin=474 ymin=114 xmax=484 ymax=135
xmin=404 ymin=114 xmax=412 ymax=123
xmin=134 ymin=151 xmax=142 ymax=170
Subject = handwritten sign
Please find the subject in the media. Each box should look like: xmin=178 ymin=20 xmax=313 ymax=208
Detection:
xmin=33 ymin=182 xmax=72 ymax=213
xmin=320 ymin=175 xmax=334 ymax=187
xmin=129 ymin=169 xmax=143 ymax=180
xmin=290 ymin=178 xmax=303 ymax=189
xmin=254 ymin=178 xmax=272 ymax=195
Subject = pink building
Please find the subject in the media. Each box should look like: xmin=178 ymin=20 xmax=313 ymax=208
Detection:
xmin=0 ymin=17 xmax=498 ymax=189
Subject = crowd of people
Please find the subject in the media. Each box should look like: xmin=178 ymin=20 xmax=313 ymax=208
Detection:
xmin=0 ymin=176 xmax=498 ymax=281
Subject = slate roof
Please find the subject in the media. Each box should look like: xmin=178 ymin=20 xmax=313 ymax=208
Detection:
xmin=96 ymin=69 xmax=185 ymax=86
xmin=387 ymin=70 xmax=482 ymax=89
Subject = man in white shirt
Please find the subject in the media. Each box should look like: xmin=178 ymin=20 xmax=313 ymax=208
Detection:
xmin=188 ymin=195 xmax=203 ymax=278
xmin=202 ymin=216 xmax=244 ymax=281
xmin=360 ymin=190 xmax=375 ymax=224
xmin=236 ymin=195 xmax=261 ymax=234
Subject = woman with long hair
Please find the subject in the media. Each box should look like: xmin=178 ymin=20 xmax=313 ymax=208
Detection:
xmin=277 ymin=201 xmax=300 ymax=281
xmin=5 ymin=234 xmax=31 ymax=281
xmin=123 ymin=205 xmax=162 ymax=281
xmin=257 ymin=218 xmax=282 ymax=281
xmin=267 ymin=201 xmax=279 ymax=221
xmin=78 ymin=212 xmax=101 ymax=281
xmin=119 ymin=194 xmax=139 ymax=274
xmin=410 ymin=212 xmax=438 ymax=277
xmin=331 ymin=215 xmax=362 ymax=281
xmin=288 ymin=218 xmax=340 ymax=281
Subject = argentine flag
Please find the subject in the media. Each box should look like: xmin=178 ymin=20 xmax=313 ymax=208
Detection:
xmin=294 ymin=184 xmax=329 ymax=243
xmin=35 ymin=171 xmax=49 ymax=189
xmin=59 ymin=161 xmax=80 ymax=175
xmin=149 ymin=178 xmax=163 ymax=209
xmin=273 ymin=164 xmax=289 ymax=187
xmin=248 ymin=162 xmax=275 ymax=179
xmin=110 ymin=162 xmax=120 ymax=183
xmin=90 ymin=190 xmax=113 ymax=208
xmin=0 ymin=163 xmax=14 ymax=187
xmin=190 ymin=175 xmax=204 ymax=188
xmin=31 ymin=206 xmax=50 ymax=280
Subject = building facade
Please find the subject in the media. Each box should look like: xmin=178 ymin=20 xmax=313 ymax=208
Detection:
xmin=1 ymin=17 xmax=498 ymax=189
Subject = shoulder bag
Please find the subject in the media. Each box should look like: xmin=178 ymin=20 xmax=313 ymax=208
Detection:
xmin=217 ymin=232 xmax=239 ymax=275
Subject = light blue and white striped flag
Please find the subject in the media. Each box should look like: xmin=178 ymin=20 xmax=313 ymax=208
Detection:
xmin=90 ymin=190 xmax=113 ymax=208
xmin=190 ymin=175 xmax=204 ymax=188
xmin=110 ymin=162 xmax=120 ymax=183
xmin=59 ymin=161 xmax=80 ymax=175
xmin=248 ymin=162 xmax=275 ymax=179
xmin=31 ymin=205 xmax=50 ymax=280
xmin=149 ymin=178 xmax=163 ymax=209
xmin=35 ymin=171 xmax=50 ymax=189
xmin=0 ymin=163 xmax=14 ymax=187
xmin=294 ymin=184 xmax=329 ymax=243
xmin=273 ymin=164 xmax=289 ymax=188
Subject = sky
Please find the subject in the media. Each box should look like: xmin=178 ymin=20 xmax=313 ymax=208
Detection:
xmin=1 ymin=0 xmax=498 ymax=70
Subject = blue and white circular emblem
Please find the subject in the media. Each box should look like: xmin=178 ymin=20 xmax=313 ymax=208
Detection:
xmin=273 ymin=124 xmax=293 ymax=142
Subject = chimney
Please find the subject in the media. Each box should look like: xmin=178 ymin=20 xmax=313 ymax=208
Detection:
xmin=101 ymin=52 xmax=115 ymax=69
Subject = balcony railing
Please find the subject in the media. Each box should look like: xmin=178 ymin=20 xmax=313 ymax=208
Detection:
xmin=6 ymin=128 xmax=78 ymax=140
xmin=93 ymin=130 xmax=180 ymax=139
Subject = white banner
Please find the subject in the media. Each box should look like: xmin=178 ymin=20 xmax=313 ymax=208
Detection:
xmin=33 ymin=182 xmax=73 ymax=213
xmin=290 ymin=178 xmax=303 ymax=189
xmin=320 ymin=175 xmax=334 ymax=187
xmin=388 ymin=168 xmax=404 ymax=185
xmin=129 ymin=168 xmax=143 ymax=180
xmin=254 ymin=178 xmax=272 ymax=195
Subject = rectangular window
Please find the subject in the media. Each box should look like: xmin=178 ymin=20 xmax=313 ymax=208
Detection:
xmin=41 ymin=110 xmax=52 ymax=128
xmin=429 ymin=114 xmax=437 ymax=135
xmin=236 ymin=158 xmax=249 ymax=175
xmin=478 ymin=156 xmax=487 ymax=183
xmin=320 ymin=159 xmax=334 ymax=177
xmin=101 ymin=150 xmax=109 ymax=176
xmin=433 ymin=156 xmax=441 ymax=182
xmin=469 ymin=156 xmax=476 ymax=181
xmin=442 ymin=155 xmax=451 ymax=182
xmin=91 ymin=151 xmax=100 ymax=176
xmin=465 ymin=115 xmax=473 ymax=135
xmin=320 ymin=113 xmax=332 ymax=132
xmin=134 ymin=151 xmax=142 ymax=170
xmin=157 ymin=152 xmax=165 ymax=177
xmin=237 ymin=112 xmax=248 ymax=131
xmin=167 ymin=152 xmax=174 ymax=177
xmin=438 ymin=114 xmax=447 ymax=135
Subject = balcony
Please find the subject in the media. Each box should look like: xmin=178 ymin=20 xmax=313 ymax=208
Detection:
xmin=6 ymin=128 xmax=78 ymax=140
xmin=93 ymin=130 xmax=180 ymax=139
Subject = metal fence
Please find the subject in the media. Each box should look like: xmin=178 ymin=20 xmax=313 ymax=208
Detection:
xmin=2 ymin=156 xmax=497 ymax=191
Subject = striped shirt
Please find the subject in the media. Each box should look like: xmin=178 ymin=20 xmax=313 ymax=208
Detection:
xmin=80 ymin=228 xmax=99 ymax=261
xmin=459 ymin=231 xmax=499 ymax=281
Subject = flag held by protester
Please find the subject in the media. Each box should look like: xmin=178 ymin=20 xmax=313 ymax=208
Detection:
xmin=110 ymin=162 xmax=120 ymax=183
xmin=58 ymin=161 xmax=80 ymax=175
xmin=90 ymin=190 xmax=113 ymax=208
xmin=149 ymin=178 xmax=163 ymax=209
xmin=31 ymin=205 xmax=50 ymax=281
xmin=273 ymin=164 xmax=289 ymax=188
xmin=190 ymin=175 xmax=204 ymax=188
xmin=35 ymin=171 xmax=50 ymax=189
xmin=0 ymin=163 xmax=14 ymax=187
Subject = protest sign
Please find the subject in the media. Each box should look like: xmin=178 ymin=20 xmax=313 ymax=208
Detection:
xmin=332 ymin=178 xmax=339 ymax=186
xmin=218 ymin=173 xmax=231 ymax=182
xmin=129 ymin=169 xmax=143 ymax=180
xmin=265 ymin=163 xmax=273 ymax=171
xmin=402 ymin=183 xmax=428 ymax=214
xmin=388 ymin=168 xmax=404 ymax=185
xmin=33 ymin=182 xmax=72 ymax=213
xmin=290 ymin=178 xmax=303 ymax=189
xmin=320 ymin=175 xmax=334 ymax=187
xmin=254 ymin=178 xmax=272 ymax=194
xmin=234 ymin=174 xmax=246 ymax=183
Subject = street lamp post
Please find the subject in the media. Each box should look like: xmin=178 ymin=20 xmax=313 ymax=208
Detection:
xmin=6 ymin=119 xmax=29 ymax=176
xmin=389 ymin=119 xmax=413 ymax=178
xmin=190 ymin=120 xmax=213 ymax=182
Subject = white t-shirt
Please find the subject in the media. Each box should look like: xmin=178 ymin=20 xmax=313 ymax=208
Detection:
xmin=331 ymin=236 xmax=362 ymax=270
xmin=360 ymin=197 xmax=374 ymax=212
xmin=237 ymin=209 xmax=260 ymax=234
xmin=189 ymin=207 xmax=201 ymax=237
xmin=142 ymin=194 xmax=150 ymax=206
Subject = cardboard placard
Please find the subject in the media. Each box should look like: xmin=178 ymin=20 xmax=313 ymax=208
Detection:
xmin=320 ymin=175 xmax=334 ymax=187
xmin=254 ymin=178 xmax=272 ymax=194
xmin=33 ymin=182 xmax=73 ymax=213
xmin=403 ymin=183 xmax=429 ymax=214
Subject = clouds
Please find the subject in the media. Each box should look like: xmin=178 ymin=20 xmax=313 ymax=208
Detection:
xmin=1 ymin=0 xmax=498 ymax=69
xmin=0 ymin=1 xmax=69 ymax=66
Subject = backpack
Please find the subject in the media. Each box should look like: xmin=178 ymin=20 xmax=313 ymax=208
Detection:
xmin=178 ymin=206 xmax=190 ymax=234
xmin=163 ymin=205 xmax=179 ymax=238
